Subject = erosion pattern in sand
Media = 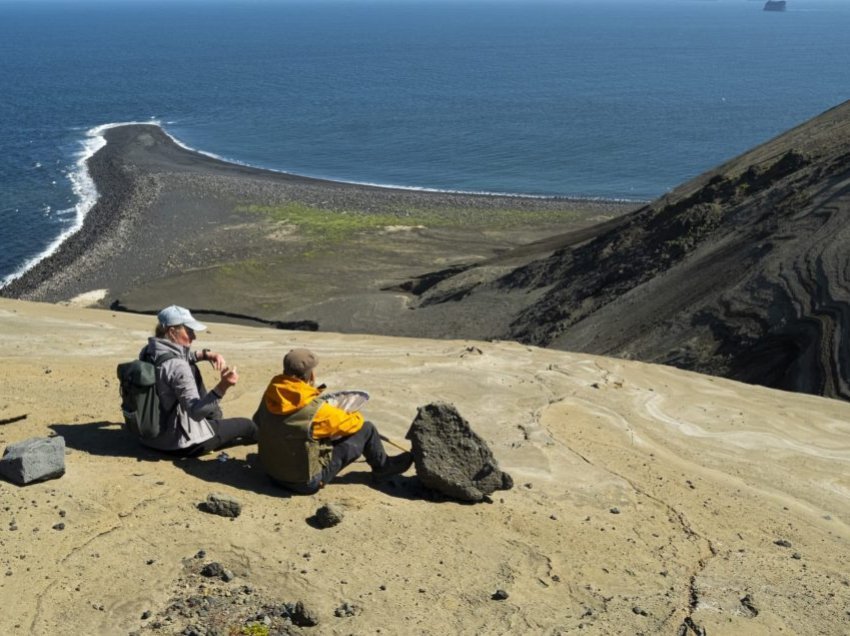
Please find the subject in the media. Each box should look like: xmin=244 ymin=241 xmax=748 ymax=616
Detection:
xmin=0 ymin=300 xmax=848 ymax=635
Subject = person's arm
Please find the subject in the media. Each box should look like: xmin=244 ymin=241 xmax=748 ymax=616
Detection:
xmin=194 ymin=348 xmax=227 ymax=371
xmin=311 ymin=402 xmax=364 ymax=439
xmin=163 ymin=359 xmax=225 ymax=421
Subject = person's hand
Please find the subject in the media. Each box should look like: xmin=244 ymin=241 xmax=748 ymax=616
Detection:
xmin=207 ymin=351 xmax=226 ymax=371
xmin=215 ymin=366 xmax=238 ymax=396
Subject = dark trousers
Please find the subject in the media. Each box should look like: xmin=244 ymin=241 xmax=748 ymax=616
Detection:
xmin=166 ymin=417 xmax=258 ymax=458
xmin=281 ymin=421 xmax=387 ymax=495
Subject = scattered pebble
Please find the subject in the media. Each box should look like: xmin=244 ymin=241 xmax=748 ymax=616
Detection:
xmin=740 ymin=594 xmax=759 ymax=617
xmin=315 ymin=503 xmax=344 ymax=528
xmin=491 ymin=589 xmax=510 ymax=601
xmin=200 ymin=493 xmax=242 ymax=518
xmin=200 ymin=562 xmax=225 ymax=578
xmin=609 ymin=507 xmax=620 ymax=515
xmin=774 ymin=539 xmax=792 ymax=548
xmin=334 ymin=601 xmax=360 ymax=617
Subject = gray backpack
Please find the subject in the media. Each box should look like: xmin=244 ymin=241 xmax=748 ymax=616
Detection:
xmin=117 ymin=352 xmax=177 ymax=439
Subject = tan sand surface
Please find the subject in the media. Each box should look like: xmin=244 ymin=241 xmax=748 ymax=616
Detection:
xmin=0 ymin=298 xmax=848 ymax=635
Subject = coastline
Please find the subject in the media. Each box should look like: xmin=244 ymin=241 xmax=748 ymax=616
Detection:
xmin=0 ymin=123 xmax=640 ymax=336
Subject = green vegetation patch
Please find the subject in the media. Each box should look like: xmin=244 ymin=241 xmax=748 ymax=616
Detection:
xmin=239 ymin=202 xmax=578 ymax=244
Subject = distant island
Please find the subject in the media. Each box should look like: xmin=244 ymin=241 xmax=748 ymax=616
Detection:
xmin=764 ymin=0 xmax=786 ymax=11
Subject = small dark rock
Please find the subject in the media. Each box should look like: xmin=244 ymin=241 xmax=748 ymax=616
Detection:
xmin=315 ymin=503 xmax=344 ymax=528
xmin=792 ymin=552 xmax=802 ymax=560
xmin=221 ymin=569 xmax=236 ymax=582
xmin=200 ymin=493 xmax=242 ymax=518
xmin=52 ymin=522 xmax=65 ymax=530
xmin=774 ymin=539 xmax=792 ymax=548
xmin=632 ymin=606 xmax=648 ymax=616
xmin=141 ymin=610 xmax=151 ymax=620
xmin=290 ymin=601 xmax=319 ymax=627
xmin=334 ymin=601 xmax=360 ymax=617
xmin=609 ymin=507 xmax=620 ymax=514
xmin=740 ymin=593 xmax=759 ymax=617
xmin=491 ymin=589 xmax=509 ymax=601
xmin=201 ymin=562 xmax=225 ymax=578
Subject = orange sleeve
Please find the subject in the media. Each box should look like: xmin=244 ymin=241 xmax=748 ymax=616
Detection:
xmin=311 ymin=402 xmax=364 ymax=439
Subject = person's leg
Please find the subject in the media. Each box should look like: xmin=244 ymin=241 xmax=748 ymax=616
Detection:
xmin=320 ymin=421 xmax=387 ymax=485
xmin=197 ymin=417 xmax=258 ymax=454
xmin=270 ymin=474 xmax=322 ymax=495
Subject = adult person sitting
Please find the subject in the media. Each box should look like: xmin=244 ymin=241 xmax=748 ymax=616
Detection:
xmin=138 ymin=305 xmax=257 ymax=456
xmin=253 ymin=348 xmax=412 ymax=494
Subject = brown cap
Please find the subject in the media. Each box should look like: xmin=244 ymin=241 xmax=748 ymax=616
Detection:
xmin=283 ymin=348 xmax=319 ymax=378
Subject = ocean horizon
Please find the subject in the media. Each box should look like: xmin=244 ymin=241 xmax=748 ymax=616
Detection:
xmin=1 ymin=0 xmax=849 ymax=287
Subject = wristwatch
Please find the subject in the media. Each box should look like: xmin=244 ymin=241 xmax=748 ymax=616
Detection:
xmin=202 ymin=348 xmax=211 ymax=361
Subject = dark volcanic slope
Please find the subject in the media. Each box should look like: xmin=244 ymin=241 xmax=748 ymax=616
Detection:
xmin=412 ymin=100 xmax=850 ymax=399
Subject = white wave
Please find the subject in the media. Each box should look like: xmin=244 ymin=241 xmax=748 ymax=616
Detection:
xmin=0 ymin=119 xmax=160 ymax=289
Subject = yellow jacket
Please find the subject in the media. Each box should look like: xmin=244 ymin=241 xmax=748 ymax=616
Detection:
xmin=261 ymin=374 xmax=364 ymax=439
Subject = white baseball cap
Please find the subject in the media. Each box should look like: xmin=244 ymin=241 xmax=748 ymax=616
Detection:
xmin=157 ymin=305 xmax=207 ymax=331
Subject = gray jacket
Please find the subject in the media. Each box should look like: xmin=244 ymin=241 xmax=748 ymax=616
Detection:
xmin=138 ymin=337 xmax=220 ymax=451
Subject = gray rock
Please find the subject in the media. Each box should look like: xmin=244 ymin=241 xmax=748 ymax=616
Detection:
xmin=0 ymin=436 xmax=66 ymax=485
xmin=406 ymin=402 xmax=513 ymax=502
xmin=201 ymin=493 xmax=242 ymax=518
xmin=315 ymin=504 xmax=344 ymax=528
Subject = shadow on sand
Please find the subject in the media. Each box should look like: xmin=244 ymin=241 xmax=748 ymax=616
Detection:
xmin=50 ymin=420 xmax=165 ymax=462
xmin=176 ymin=455 xmax=434 ymax=502
xmin=49 ymin=421 xmax=435 ymax=502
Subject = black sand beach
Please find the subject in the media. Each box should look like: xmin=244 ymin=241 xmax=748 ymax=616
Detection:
xmin=1 ymin=124 xmax=638 ymax=338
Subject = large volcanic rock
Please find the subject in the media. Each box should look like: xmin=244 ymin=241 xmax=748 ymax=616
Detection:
xmin=406 ymin=402 xmax=513 ymax=502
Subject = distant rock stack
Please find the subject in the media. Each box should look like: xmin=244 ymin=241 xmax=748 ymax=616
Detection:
xmin=764 ymin=1 xmax=786 ymax=11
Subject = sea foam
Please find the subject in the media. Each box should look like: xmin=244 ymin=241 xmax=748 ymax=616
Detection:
xmin=0 ymin=120 xmax=158 ymax=289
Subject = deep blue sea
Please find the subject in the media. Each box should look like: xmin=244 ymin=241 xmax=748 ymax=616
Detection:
xmin=1 ymin=0 xmax=849 ymax=287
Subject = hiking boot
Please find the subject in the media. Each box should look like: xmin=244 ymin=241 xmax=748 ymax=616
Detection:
xmin=372 ymin=452 xmax=413 ymax=479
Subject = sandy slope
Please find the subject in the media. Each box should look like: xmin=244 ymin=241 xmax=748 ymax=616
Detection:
xmin=0 ymin=298 xmax=848 ymax=635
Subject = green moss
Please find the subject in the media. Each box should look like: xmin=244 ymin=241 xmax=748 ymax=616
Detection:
xmin=240 ymin=623 xmax=270 ymax=636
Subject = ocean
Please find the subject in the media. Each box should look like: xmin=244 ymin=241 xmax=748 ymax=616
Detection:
xmin=1 ymin=0 xmax=848 ymax=287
